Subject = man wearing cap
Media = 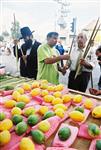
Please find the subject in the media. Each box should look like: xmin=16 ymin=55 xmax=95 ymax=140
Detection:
xmin=13 ymin=27 xmax=41 ymax=79
xmin=37 ymin=32 xmax=70 ymax=84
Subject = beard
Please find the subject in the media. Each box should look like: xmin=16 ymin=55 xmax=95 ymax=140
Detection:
xmin=78 ymin=42 xmax=85 ymax=49
xmin=25 ymin=39 xmax=33 ymax=49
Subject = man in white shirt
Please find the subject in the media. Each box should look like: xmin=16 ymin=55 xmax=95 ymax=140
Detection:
xmin=68 ymin=32 xmax=96 ymax=92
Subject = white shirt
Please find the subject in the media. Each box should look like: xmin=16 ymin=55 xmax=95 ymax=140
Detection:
xmin=26 ymin=40 xmax=35 ymax=55
xmin=70 ymin=46 xmax=97 ymax=72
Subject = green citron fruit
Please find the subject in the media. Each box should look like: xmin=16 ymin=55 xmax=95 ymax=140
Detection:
xmin=43 ymin=111 xmax=55 ymax=120
xmin=27 ymin=115 xmax=39 ymax=126
xmin=31 ymin=130 xmax=45 ymax=144
xmin=23 ymin=107 xmax=35 ymax=117
xmin=15 ymin=102 xmax=26 ymax=109
xmin=12 ymin=114 xmax=23 ymax=125
xmin=0 ymin=112 xmax=6 ymax=121
xmin=96 ymin=140 xmax=101 ymax=150
xmin=75 ymin=107 xmax=84 ymax=113
xmin=15 ymin=121 xmax=27 ymax=135
xmin=58 ymin=127 xmax=71 ymax=141
xmin=88 ymin=123 xmax=101 ymax=137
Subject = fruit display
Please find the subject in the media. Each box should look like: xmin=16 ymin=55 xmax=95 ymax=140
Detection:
xmin=31 ymin=130 xmax=45 ymax=144
xmin=27 ymin=115 xmax=39 ymax=126
xmin=15 ymin=121 xmax=28 ymax=135
xmin=69 ymin=110 xmax=85 ymax=122
xmin=58 ymin=126 xmax=71 ymax=141
xmin=12 ymin=114 xmax=23 ymax=125
xmin=0 ymin=77 xmax=101 ymax=150
xmin=43 ymin=111 xmax=55 ymax=120
xmin=0 ymin=112 xmax=6 ymax=121
xmin=96 ymin=140 xmax=101 ymax=150
xmin=0 ymin=119 xmax=13 ymax=131
xmin=72 ymin=94 xmax=82 ymax=103
xmin=88 ymin=123 xmax=101 ymax=138
xmin=53 ymin=123 xmax=78 ymax=147
xmin=84 ymin=98 xmax=94 ymax=109
xmin=38 ymin=120 xmax=51 ymax=133
xmin=0 ymin=130 xmax=11 ymax=146
xmin=19 ymin=137 xmax=35 ymax=150
xmin=92 ymin=105 xmax=101 ymax=118
xmin=89 ymin=139 xmax=101 ymax=150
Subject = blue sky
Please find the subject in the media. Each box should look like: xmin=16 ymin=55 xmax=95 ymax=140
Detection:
xmin=0 ymin=0 xmax=100 ymax=39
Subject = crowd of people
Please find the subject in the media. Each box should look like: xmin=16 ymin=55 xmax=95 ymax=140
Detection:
xmin=0 ymin=26 xmax=101 ymax=96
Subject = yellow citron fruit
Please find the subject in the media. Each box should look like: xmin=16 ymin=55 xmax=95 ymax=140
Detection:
xmin=40 ymin=83 xmax=48 ymax=90
xmin=16 ymin=87 xmax=24 ymax=94
xmin=62 ymin=94 xmax=72 ymax=103
xmin=54 ymin=84 xmax=64 ymax=92
xmin=32 ymin=81 xmax=40 ymax=88
xmin=12 ymin=91 xmax=21 ymax=101
xmin=55 ymin=108 xmax=65 ymax=118
xmin=44 ymin=95 xmax=55 ymax=103
xmin=38 ymin=120 xmax=51 ymax=133
xmin=73 ymin=94 xmax=82 ymax=103
xmin=41 ymin=90 xmax=49 ymax=97
xmin=53 ymin=91 xmax=62 ymax=98
xmin=69 ymin=110 xmax=85 ymax=122
xmin=84 ymin=99 xmax=93 ymax=109
xmin=4 ymin=100 xmax=16 ymax=108
xmin=23 ymin=107 xmax=35 ymax=117
xmin=11 ymin=107 xmax=22 ymax=115
xmin=18 ymin=95 xmax=30 ymax=103
xmin=19 ymin=137 xmax=35 ymax=150
xmin=30 ymin=88 xmax=41 ymax=97
xmin=53 ymin=104 xmax=67 ymax=111
xmin=92 ymin=105 xmax=101 ymax=118
xmin=52 ymin=98 xmax=63 ymax=105
xmin=0 ymin=119 xmax=13 ymax=131
xmin=38 ymin=106 xmax=49 ymax=115
xmin=40 ymin=80 xmax=48 ymax=84
xmin=0 ymin=130 xmax=11 ymax=146
xmin=47 ymin=86 xmax=55 ymax=92
xmin=22 ymin=83 xmax=31 ymax=91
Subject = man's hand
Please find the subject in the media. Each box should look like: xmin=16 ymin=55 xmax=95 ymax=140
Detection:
xmin=60 ymin=54 xmax=70 ymax=60
xmin=13 ymin=39 xmax=19 ymax=46
xmin=57 ymin=64 xmax=67 ymax=75
xmin=80 ymin=58 xmax=87 ymax=66
xmin=80 ymin=58 xmax=93 ymax=69
xmin=89 ymin=88 xmax=101 ymax=95
xmin=22 ymin=55 xmax=27 ymax=65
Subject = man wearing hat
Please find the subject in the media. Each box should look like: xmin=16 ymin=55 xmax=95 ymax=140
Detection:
xmin=13 ymin=27 xmax=41 ymax=79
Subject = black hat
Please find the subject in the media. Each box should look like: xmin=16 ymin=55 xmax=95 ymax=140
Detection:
xmin=20 ymin=27 xmax=34 ymax=39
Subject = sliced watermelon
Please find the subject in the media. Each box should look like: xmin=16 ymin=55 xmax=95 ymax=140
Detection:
xmin=78 ymin=124 xmax=101 ymax=140
xmin=52 ymin=123 xmax=78 ymax=147
xmin=89 ymin=138 xmax=101 ymax=150
xmin=32 ymin=116 xmax=61 ymax=140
